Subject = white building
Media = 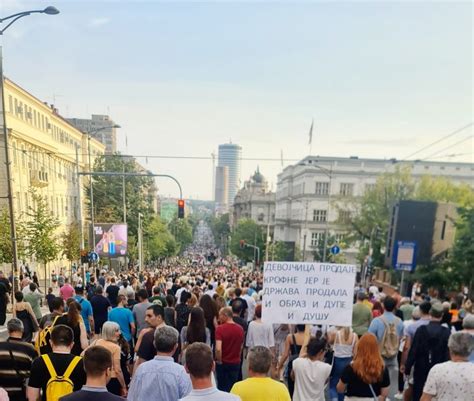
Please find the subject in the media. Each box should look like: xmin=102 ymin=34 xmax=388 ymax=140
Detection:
xmin=275 ymin=156 xmax=474 ymax=262
xmin=233 ymin=167 xmax=276 ymax=235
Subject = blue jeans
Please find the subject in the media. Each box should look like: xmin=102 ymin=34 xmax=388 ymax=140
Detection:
xmin=216 ymin=363 xmax=240 ymax=393
xmin=329 ymin=356 xmax=352 ymax=401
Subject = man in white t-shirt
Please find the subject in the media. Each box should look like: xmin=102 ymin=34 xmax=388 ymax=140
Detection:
xmin=292 ymin=337 xmax=332 ymax=401
xmin=420 ymin=332 xmax=474 ymax=401
xmin=242 ymin=288 xmax=256 ymax=322
xmin=180 ymin=342 xmax=240 ymax=401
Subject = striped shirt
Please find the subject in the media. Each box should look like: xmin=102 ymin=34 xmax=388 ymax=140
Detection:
xmin=0 ymin=337 xmax=37 ymax=401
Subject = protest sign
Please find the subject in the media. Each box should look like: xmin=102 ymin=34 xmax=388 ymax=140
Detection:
xmin=262 ymin=261 xmax=356 ymax=326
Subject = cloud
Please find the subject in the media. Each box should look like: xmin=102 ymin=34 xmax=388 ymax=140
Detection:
xmin=88 ymin=17 xmax=110 ymax=27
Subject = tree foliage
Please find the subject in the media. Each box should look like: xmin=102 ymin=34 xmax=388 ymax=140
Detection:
xmin=168 ymin=217 xmax=193 ymax=254
xmin=62 ymin=222 xmax=81 ymax=262
xmin=85 ymin=154 xmax=156 ymax=239
xmin=24 ymin=192 xmax=61 ymax=289
xmin=143 ymin=216 xmax=177 ymax=261
xmin=230 ymin=219 xmax=265 ymax=262
xmin=0 ymin=207 xmax=27 ymax=264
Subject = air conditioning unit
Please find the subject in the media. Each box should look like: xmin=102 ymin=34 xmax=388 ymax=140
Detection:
xmin=30 ymin=169 xmax=49 ymax=188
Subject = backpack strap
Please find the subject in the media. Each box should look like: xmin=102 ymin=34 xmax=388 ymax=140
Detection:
xmin=63 ymin=356 xmax=81 ymax=380
xmin=42 ymin=354 xmax=58 ymax=378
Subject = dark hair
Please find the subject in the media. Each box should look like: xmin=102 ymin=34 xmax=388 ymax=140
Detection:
xmin=147 ymin=304 xmax=165 ymax=318
xmin=307 ymin=337 xmax=327 ymax=357
xmin=235 ymin=288 xmax=242 ymax=297
xmin=180 ymin=290 xmax=191 ymax=304
xmin=231 ymin=299 xmax=243 ymax=314
xmin=65 ymin=299 xmax=81 ymax=326
xmin=51 ymin=296 xmax=64 ymax=311
xmin=255 ymin=304 xmax=262 ymax=318
xmin=383 ymin=296 xmax=397 ymax=312
xmin=186 ymin=307 xmax=207 ymax=344
xmin=84 ymin=345 xmax=112 ymax=376
xmin=185 ymin=343 xmax=213 ymax=378
xmin=199 ymin=294 xmax=218 ymax=328
xmin=296 ymin=324 xmax=306 ymax=332
xmin=137 ymin=289 xmax=148 ymax=301
xmin=419 ymin=301 xmax=431 ymax=314
xmin=165 ymin=294 xmax=175 ymax=307
xmin=51 ymin=324 xmax=74 ymax=346
xmin=153 ymin=286 xmax=160 ymax=295
xmin=14 ymin=291 xmax=23 ymax=302
xmin=29 ymin=282 xmax=37 ymax=292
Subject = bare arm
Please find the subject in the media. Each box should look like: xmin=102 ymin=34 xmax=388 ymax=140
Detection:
xmin=420 ymin=394 xmax=433 ymax=401
xmin=278 ymin=336 xmax=291 ymax=370
xmin=379 ymin=386 xmax=389 ymax=401
xmin=79 ymin=322 xmax=89 ymax=350
xmin=26 ymin=387 xmax=40 ymax=401
xmin=130 ymin=322 xmax=136 ymax=337
xmin=215 ymin=340 xmax=223 ymax=363
xmin=336 ymin=379 xmax=345 ymax=394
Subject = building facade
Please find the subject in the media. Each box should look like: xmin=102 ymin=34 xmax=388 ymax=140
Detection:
xmin=233 ymin=168 xmax=276 ymax=235
xmin=217 ymin=143 xmax=242 ymax=206
xmin=67 ymin=114 xmax=118 ymax=154
xmin=214 ymin=165 xmax=229 ymax=215
xmin=0 ymin=78 xmax=105 ymax=273
xmin=275 ymin=156 xmax=474 ymax=263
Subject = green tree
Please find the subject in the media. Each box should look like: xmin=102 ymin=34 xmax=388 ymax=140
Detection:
xmin=168 ymin=217 xmax=193 ymax=253
xmin=62 ymin=222 xmax=81 ymax=263
xmin=25 ymin=191 xmax=61 ymax=292
xmin=143 ymin=216 xmax=177 ymax=261
xmin=208 ymin=213 xmax=231 ymax=253
xmin=449 ymin=207 xmax=474 ymax=296
xmin=85 ymin=154 xmax=156 ymax=239
xmin=230 ymin=219 xmax=265 ymax=263
xmin=0 ymin=207 xmax=27 ymax=264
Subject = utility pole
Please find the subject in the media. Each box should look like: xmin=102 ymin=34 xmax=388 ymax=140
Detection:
xmin=122 ymin=162 xmax=126 ymax=223
xmin=302 ymin=200 xmax=309 ymax=261
xmin=138 ymin=212 xmax=143 ymax=271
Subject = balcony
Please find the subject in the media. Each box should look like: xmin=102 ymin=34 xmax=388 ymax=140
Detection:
xmin=30 ymin=169 xmax=49 ymax=187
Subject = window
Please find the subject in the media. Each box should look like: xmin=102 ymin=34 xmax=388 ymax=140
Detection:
xmin=365 ymin=183 xmax=376 ymax=193
xmin=338 ymin=210 xmax=351 ymax=223
xmin=258 ymin=213 xmax=265 ymax=222
xmin=340 ymin=183 xmax=354 ymax=196
xmin=315 ymin=182 xmax=329 ymax=195
xmin=334 ymin=233 xmax=345 ymax=243
xmin=8 ymin=96 xmax=13 ymax=113
xmin=21 ymin=145 xmax=26 ymax=168
xmin=313 ymin=209 xmax=327 ymax=222
xmin=12 ymin=142 xmax=17 ymax=165
xmin=311 ymin=232 xmax=324 ymax=246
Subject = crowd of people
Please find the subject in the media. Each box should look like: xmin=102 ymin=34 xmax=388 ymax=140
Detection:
xmin=0 ymin=256 xmax=472 ymax=401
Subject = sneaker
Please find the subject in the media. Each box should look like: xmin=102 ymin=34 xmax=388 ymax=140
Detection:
xmin=394 ymin=393 xmax=404 ymax=400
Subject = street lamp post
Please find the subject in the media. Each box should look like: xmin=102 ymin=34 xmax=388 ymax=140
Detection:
xmin=0 ymin=6 xmax=59 ymax=290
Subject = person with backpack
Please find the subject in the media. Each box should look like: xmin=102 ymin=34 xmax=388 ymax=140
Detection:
xmin=368 ymin=296 xmax=404 ymax=400
xmin=73 ymin=286 xmax=94 ymax=337
xmin=27 ymin=325 xmax=86 ymax=401
xmin=405 ymin=303 xmax=450 ymax=401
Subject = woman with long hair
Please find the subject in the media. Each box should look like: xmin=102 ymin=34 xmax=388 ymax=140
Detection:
xmin=180 ymin=306 xmax=210 ymax=364
xmin=337 ymin=333 xmax=389 ymax=401
xmin=328 ymin=326 xmax=358 ymax=401
xmin=199 ymin=294 xmax=218 ymax=347
xmin=56 ymin=298 xmax=88 ymax=355
xmin=88 ymin=321 xmax=127 ymax=397
xmin=277 ymin=324 xmax=306 ymax=396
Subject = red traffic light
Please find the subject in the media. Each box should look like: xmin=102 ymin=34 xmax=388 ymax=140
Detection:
xmin=178 ymin=199 xmax=185 ymax=219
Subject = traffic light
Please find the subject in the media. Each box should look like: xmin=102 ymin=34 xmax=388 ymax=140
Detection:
xmin=178 ymin=199 xmax=185 ymax=219
xmin=240 ymin=240 xmax=245 ymax=249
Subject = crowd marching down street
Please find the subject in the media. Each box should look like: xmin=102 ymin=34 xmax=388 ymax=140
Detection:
xmin=0 ymin=229 xmax=472 ymax=401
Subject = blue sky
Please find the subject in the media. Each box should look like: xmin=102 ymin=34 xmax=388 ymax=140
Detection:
xmin=1 ymin=0 xmax=472 ymax=199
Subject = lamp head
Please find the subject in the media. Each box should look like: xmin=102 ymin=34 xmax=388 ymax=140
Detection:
xmin=112 ymin=124 xmax=121 ymax=129
xmin=43 ymin=6 xmax=60 ymax=15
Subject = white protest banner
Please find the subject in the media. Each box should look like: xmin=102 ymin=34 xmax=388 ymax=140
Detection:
xmin=262 ymin=261 xmax=356 ymax=326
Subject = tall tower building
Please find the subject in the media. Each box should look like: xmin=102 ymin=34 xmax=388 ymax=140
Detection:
xmin=217 ymin=143 xmax=242 ymax=206
xmin=67 ymin=114 xmax=118 ymax=154
xmin=214 ymin=166 xmax=229 ymax=214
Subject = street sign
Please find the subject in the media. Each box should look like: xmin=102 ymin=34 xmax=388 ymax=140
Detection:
xmin=88 ymin=251 xmax=99 ymax=263
xmin=393 ymin=241 xmax=417 ymax=272
xmin=330 ymin=245 xmax=340 ymax=255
